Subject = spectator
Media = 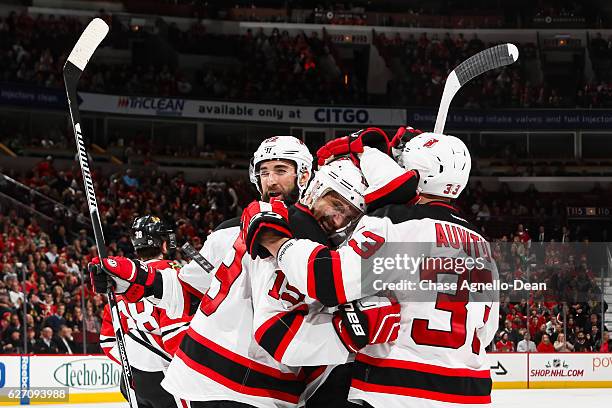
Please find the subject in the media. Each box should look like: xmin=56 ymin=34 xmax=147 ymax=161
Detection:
xmin=587 ymin=325 xmax=601 ymax=348
xmin=545 ymin=315 xmax=559 ymax=337
xmin=45 ymin=244 xmax=59 ymax=264
xmin=537 ymin=334 xmax=555 ymax=352
xmin=559 ymin=226 xmax=571 ymax=243
xmin=516 ymin=333 xmax=537 ymax=352
xmin=573 ymin=332 xmax=593 ymax=352
xmin=55 ymin=325 xmax=77 ymax=354
xmin=503 ymin=319 xmax=521 ymax=345
xmin=34 ymin=156 xmax=56 ymax=179
xmin=33 ymin=327 xmax=59 ymax=354
xmin=496 ymin=332 xmax=514 ymax=352
xmin=44 ymin=303 xmax=67 ymax=333
xmin=84 ymin=305 xmax=101 ymax=334
xmin=1 ymin=330 xmax=23 ymax=353
xmin=533 ymin=323 xmax=548 ymax=345
xmin=595 ymin=331 xmax=611 ymax=352
xmin=554 ymin=333 xmax=574 ymax=352
xmin=516 ymin=224 xmax=531 ymax=244
xmin=122 ymin=169 xmax=140 ymax=189
xmin=551 ymin=324 xmax=564 ymax=343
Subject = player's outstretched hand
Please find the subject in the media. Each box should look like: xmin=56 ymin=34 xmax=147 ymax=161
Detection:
xmin=390 ymin=126 xmax=423 ymax=161
xmin=333 ymin=294 xmax=401 ymax=353
xmin=316 ymin=127 xmax=390 ymax=167
xmin=241 ymin=199 xmax=293 ymax=259
xmin=88 ymin=256 xmax=157 ymax=302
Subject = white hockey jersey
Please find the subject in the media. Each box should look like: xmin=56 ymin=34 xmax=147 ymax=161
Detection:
xmin=159 ymin=221 xmax=331 ymax=408
xmin=252 ymin=149 xmax=421 ymax=370
xmin=276 ymin=202 xmax=500 ymax=408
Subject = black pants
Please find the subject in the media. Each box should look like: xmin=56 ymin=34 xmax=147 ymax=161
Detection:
xmin=189 ymin=402 xmax=256 ymax=408
xmin=120 ymin=367 xmax=182 ymax=408
xmin=305 ymin=363 xmax=361 ymax=408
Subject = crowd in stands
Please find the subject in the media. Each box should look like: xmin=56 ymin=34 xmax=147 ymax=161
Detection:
xmin=583 ymin=32 xmax=612 ymax=107
xmin=374 ymin=32 xmax=570 ymax=109
xmin=461 ymin=181 xmax=611 ymax=353
xmin=2 ymin=8 xmax=610 ymax=108
xmin=136 ymin=0 xmax=601 ymax=29
xmin=0 ymin=152 xmax=610 ymax=354
xmin=0 ymin=158 xmax=251 ymax=354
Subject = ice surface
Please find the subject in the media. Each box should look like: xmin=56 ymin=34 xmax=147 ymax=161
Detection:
xmin=28 ymin=388 xmax=612 ymax=408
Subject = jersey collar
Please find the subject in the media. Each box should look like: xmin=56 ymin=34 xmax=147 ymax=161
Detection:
xmin=424 ymin=201 xmax=460 ymax=213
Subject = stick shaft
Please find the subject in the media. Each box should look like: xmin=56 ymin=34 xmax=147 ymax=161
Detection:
xmin=64 ymin=53 xmax=139 ymax=408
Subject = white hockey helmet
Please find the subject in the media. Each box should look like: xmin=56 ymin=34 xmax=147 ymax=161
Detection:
xmin=397 ymin=132 xmax=471 ymax=199
xmin=249 ymin=136 xmax=313 ymax=196
xmin=302 ymin=158 xmax=367 ymax=213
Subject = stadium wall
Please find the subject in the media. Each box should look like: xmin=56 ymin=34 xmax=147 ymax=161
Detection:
xmin=0 ymin=355 xmax=122 ymax=405
xmin=0 ymin=354 xmax=610 ymax=404
xmin=490 ymin=353 xmax=612 ymax=389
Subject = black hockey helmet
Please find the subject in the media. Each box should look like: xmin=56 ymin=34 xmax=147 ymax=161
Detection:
xmin=131 ymin=215 xmax=177 ymax=251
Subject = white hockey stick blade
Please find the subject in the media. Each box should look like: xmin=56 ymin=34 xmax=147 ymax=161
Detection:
xmin=434 ymin=43 xmax=519 ymax=134
xmin=66 ymin=18 xmax=109 ymax=72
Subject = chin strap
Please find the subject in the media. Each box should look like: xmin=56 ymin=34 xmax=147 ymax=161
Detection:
xmin=328 ymin=217 xmax=362 ymax=247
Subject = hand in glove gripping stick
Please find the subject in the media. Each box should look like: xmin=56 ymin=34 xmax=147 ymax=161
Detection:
xmin=316 ymin=127 xmax=390 ymax=167
xmin=88 ymin=256 xmax=157 ymax=302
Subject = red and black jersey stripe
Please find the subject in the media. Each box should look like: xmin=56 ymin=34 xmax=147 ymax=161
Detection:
xmin=351 ymin=354 xmax=492 ymax=404
xmin=306 ymin=245 xmax=346 ymax=307
xmin=255 ymin=305 xmax=308 ymax=362
xmin=176 ymin=328 xmax=305 ymax=404
xmin=365 ymin=170 xmax=419 ymax=212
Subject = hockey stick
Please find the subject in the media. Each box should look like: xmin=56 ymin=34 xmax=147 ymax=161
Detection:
xmin=180 ymin=242 xmax=214 ymax=273
xmin=434 ymin=43 xmax=519 ymax=134
xmin=63 ymin=18 xmax=139 ymax=408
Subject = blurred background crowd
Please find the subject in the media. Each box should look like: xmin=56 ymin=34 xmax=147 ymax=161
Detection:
xmin=0 ymin=0 xmax=611 ymax=354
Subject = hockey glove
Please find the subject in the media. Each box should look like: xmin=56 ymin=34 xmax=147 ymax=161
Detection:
xmin=241 ymin=199 xmax=293 ymax=260
xmin=88 ymin=262 xmax=109 ymax=293
xmin=89 ymin=256 xmax=158 ymax=302
xmin=333 ymin=294 xmax=401 ymax=353
xmin=390 ymin=126 xmax=423 ymax=162
xmin=316 ymin=127 xmax=390 ymax=167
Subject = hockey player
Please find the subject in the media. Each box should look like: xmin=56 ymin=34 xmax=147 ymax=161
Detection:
xmin=91 ymin=136 xmax=314 ymax=408
xmin=247 ymin=158 xmax=404 ymax=408
xmin=93 ymin=136 xmax=401 ymax=408
xmin=91 ymin=137 xmax=393 ymax=408
xmin=93 ymin=215 xmax=190 ymax=408
xmin=243 ymin=132 xmax=500 ymax=408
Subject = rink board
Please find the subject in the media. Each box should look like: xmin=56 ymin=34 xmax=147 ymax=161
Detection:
xmin=0 ymin=354 xmax=611 ymax=405
xmin=490 ymin=352 xmax=612 ymax=389
xmin=0 ymin=355 xmax=122 ymax=405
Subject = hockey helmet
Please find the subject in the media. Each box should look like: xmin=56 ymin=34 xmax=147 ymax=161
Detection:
xmin=249 ymin=136 xmax=313 ymax=196
xmin=302 ymin=158 xmax=367 ymax=213
xmin=131 ymin=215 xmax=177 ymax=251
xmin=302 ymin=158 xmax=367 ymax=245
xmin=397 ymin=132 xmax=471 ymax=199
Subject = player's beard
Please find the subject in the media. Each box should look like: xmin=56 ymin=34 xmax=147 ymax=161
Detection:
xmin=262 ymin=184 xmax=300 ymax=205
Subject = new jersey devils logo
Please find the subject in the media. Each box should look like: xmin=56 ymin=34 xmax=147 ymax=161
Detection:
xmin=423 ymin=138 xmax=439 ymax=148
